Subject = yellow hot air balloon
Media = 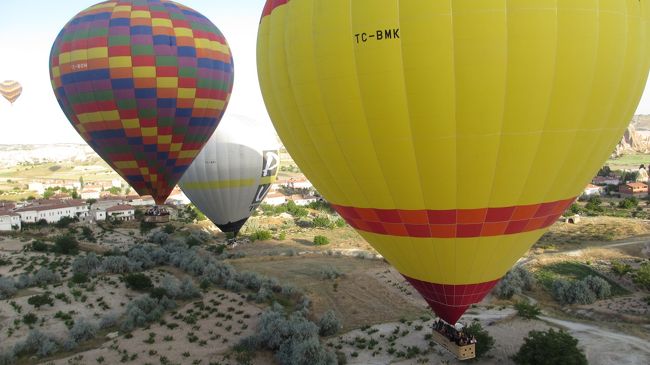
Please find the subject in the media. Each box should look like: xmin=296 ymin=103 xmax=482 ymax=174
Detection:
xmin=0 ymin=80 xmax=22 ymax=105
xmin=258 ymin=0 xmax=650 ymax=324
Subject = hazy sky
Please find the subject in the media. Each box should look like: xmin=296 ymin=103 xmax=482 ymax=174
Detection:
xmin=1 ymin=0 xmax=650 ymax=144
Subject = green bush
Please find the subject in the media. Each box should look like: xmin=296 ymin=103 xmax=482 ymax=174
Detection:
xmin=313 ymin=235 xmax=330 ymax=246
xmin=611 ymin=261 xmax=633 ymax=277
xmin=71 ymin=272 xmax=89 ymax=284
xmin=163 ymin=224 xmax=175 ymax=234
xmin=618 ymin=197 xmax=639 ymax=209
xmin=124 ymin=273 xmax=153 ymax=291
xmin=634 ymin=262 xmax=650 ymax=290
xmin=286 ymin=200 xmax=308 ymax=218
xmin=513 ymin=329 xmax=587 ymax=365
xmin=28 ymin=294 xmax=54 ymax=309
xmin=52 ymin=234 xmax=79 ymax=255
xmin=312 ymin=216 xmax=334 ymax=229
xmin=514 ymin=301 xmax=541 ymax=319
xmin=22 ymin=313 xmax=38 ymax=326
xmin=250 ymin=230 xmax=272 ymax=241
xmin=31 ymin=240 xmax=48 ymax=252
xmin=464 ymin=321 xmax=495 ymax=359
xmin=55 ymin=216 xmax=77 ymax=229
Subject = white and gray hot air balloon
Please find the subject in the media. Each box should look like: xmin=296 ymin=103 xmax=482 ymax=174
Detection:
xmin=179 ymin=115 xmax=280 ymax=235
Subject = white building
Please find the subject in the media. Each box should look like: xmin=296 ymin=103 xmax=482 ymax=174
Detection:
xmin=289 ymin=194 xmax=319 ymax=206
xmin=15 ymin=201 xmax=89 ymax=224
xmin=264 ymin=192 xmax=287 ymax=206
xmin=583 ymin=184 xmax=602 ymax=196
xmin=166 ymin=190 xmax=190 ymax=206
xmin=81 ymin=188 xmax=101 ymax=200
xmin=93 ymin=210 xmax=106 ymax=221
xmin=0 ymin=209 xmax=20 ymax=231
xmin=128 ymin=195 xmax=155 ymax=206
xmin=106 ymin=204 xmax=135 ymax=221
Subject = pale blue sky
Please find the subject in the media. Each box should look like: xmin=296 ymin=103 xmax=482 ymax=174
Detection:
xmin=1 ymin=0 xmax=650 ymax=144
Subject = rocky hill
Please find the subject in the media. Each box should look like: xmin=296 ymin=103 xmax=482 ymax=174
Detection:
xmin=612 ymin=115 xmax=650 ymax=157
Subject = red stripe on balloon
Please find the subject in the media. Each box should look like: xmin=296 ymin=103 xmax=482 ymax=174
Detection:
xmin=403 ymin=275 xmax=501 ymax=324
xmin=261 ymin=0 xmax=289 ymax=21
xmin=331 ymin=198 xmax=574 ymax=238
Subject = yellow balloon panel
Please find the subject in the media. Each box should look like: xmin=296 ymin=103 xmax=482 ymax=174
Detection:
xmin=259 ymin=0 xmax=650 ymax=211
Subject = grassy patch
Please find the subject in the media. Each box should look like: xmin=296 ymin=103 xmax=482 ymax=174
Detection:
xmin=535 ymin=261 xmax=630 ymax=296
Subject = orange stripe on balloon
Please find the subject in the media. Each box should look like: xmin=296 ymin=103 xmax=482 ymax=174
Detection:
xmin=332 ymin=197 xmax=575 ymax=238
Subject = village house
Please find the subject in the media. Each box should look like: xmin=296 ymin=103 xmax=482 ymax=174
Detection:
xmin=0 ymin=207 xmax=20 ymax=231
xmin=592 ymin=175 xmax=621 ymax=186
xmin=289 ymin=194 xmax=319 ymax=206
xmin=583 ymin=184 xmax=602 ymax=197
xmin=106 ymin=204 xmax=135 ymax=221
xmin=80 ymin=187 xmax=101 ymax=200
xmin=264 ymin=192 xmax=287 ymax=206
xmin=619 ymin=182 xmax=648 ymax=198
xmin=14 ymin=200 xmax=89 ymax=224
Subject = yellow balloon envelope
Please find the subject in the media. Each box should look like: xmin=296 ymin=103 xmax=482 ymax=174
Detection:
xmin=257 ymin=0 xmax=650 ymax=323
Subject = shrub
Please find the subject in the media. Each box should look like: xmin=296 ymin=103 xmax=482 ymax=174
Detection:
xmin=22 ymin=313 xmax=38 ymax=326
xmin=313 ymin=236 xmax=330 ymax=246
xmin=319 ymin=267 xmax=342 ymax=280
xmin=71 ymin=272 xmax=89 ymax=284
xmin=28 ymin=294 xmax=54 ymax=309
xmin=493 ymin=266 xmax=535 ymax=299
xmin=284 ymin=337 xmax=337 ymax=365
xmin=286 ymin=201 xmax=308 ymax=218
xmin=618 ymin=197 xmax=638 ymax=209
xmin=68 ymin=318 xmax=98 ymax=344
xmin=312 ymin=216 xmax=334 ymax=229
xmin=611 ymin=261 xmax=633 ymax=277
xmin=463 ymin=322 xmax=495 ymax=359
xmin=0 ymin=349 xmax=15 ymax=365
xmin=0 ymin=277 xmax=17 ymax=299
xmin=149 ymin=231 xmax=170 ymax=245
xmin=582 ymin=275 xmax=611 ymax=299
xmin=163 ymin=224 xmax=175 ymax=234
xmin=634 ymin=262 xmax=650 ymax=290
xmin=101 ymin=256 xmax=141 ymax=274
xmin=32 ymin=268 xmax=61 ymax=286
xmin=81 ymin=226 xmax=95 ymax=242
xmin=52 ymin=234 xmax=79 ymax=255
xmin=30 ymin=240 xmax=48 ymax=252
xmin=14 ymin=330 xmax=59 ymax=358
xmin=72 ymin=253 xmax=102 ymax=275
xmin=55 ymin=216 xmax=77 ymax=229
xmin=124 ymin=273 xmax=153 ymax=291
xmin=513 ymin=329 xmax=587 ymax=365
xmin=250 ymin=230 xmax=272 ymax=242
xmin=139 ymin=220 xmax=156 ymax=235
xmin=514 ymin=301 xmax=542 ymax=319
xmin=127 ymin=247 xmax=155 ymax=269
xmin=121 ymin=296 xmax=175 ymax=331
xmin=318 ymin=310 xmax=341 ymax=337
xmin=551 ymin=276 xmax=610 ymax=305
xmin=99 ymin=313 xmax=119 ymax=329
xmin=177 ymin=278 xmax=201 ymax=299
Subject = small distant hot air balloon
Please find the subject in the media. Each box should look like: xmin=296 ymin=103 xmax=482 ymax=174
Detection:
xmin=180 ymin=115 xmax=280 ymax=235
xmin=49 ymin=0 xmax=234 ymax=204
xmin=258 ymin=0 xmax=650 ymax=325
xmin=0 ymin=80 xmax=22 ymax=105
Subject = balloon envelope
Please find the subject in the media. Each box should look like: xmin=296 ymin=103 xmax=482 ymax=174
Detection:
xmin=180 ymin=115 xmax=280 ymax=234
xmin=258 ymin=0 xmax=650 ymax=323
xmin=0 ymin=80 xmax=22 ymax=104
xmin=49 ymin=0 xmax=234 ymax=204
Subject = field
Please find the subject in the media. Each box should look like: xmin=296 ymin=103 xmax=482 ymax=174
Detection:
xmin=606 ymin=153 xmax=650 ymax=170
xmin=0 ymin=202 xmax=649 ymax=364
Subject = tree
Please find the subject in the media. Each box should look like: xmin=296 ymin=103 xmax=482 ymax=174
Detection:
xmin=318 ymin=310 xmax=341 ymax=337
xmin=464 ymin=321 xmax=495 ymax=359
xmin=618 ymin=197 xmax=639 ymax=209
xmin=31 ymin=240 xmax=48 ymax=252
xmin=52 ymin=234 xmax=79 ymax=255
xmin=513 ymin=329 xmax=587 ymax=365
xmin=28 ymin=294 xmax=54 ymax=309
xmin=584 ymin=196 xmax=603 ymax=212
xmin=123 ymin=273 xmax=153 ymax=291
xmin=597 ymin=165 xmax=611 ymax=177
xmin=514 ymin=301 xmax=541 ymax=319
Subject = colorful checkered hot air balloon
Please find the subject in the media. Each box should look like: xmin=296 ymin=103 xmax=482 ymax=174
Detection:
xmin=0 ymin=80 xmax=22 ymax=105
xmin=258 ymin=0 xmax=650 ymax=324
xmin=49 ymin=0 xmax=234 ymax=204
